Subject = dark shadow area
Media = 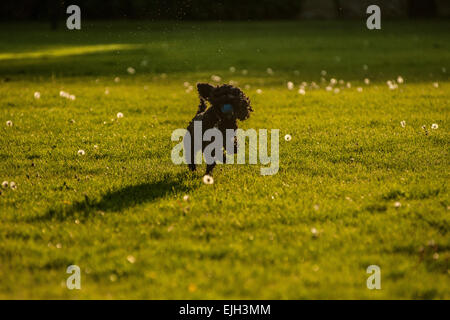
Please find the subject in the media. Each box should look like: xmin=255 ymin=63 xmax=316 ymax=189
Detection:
xmin=33 ymin=171 xmax=198 ymax=222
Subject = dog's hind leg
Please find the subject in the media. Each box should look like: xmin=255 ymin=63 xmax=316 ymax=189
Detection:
xmin=196 ymin=98 xmax=207 ymax=115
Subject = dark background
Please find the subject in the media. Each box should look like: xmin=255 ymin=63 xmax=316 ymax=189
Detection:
xmin=1 ymin=0 xmax=449 ymax=22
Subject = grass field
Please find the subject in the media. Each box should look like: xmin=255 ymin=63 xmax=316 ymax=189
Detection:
xmin=0 ymin=20 xmax=449 ymax=299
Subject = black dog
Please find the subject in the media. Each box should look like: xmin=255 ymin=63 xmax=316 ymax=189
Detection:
xmin=185 ymin=83 xmax=253 ymax=175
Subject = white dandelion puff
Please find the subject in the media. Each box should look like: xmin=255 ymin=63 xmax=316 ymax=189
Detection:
xmin=34 ymin=91 xmax=41 ymax=99
xmin=244 ymin=84 xmax=251 ymax=90
xmin=431 ymin=123 xmax=438 ymax=129
xmin=77 ymin=149 xmax=85 ymax=156
xmin=229 ymin=66 xmax=236 ymax=73
xmin=114 ymin=77 xmax=120 ymax=83
xmin=105 ymin=88 xmax=110 ymax=95
xmin=325 ymin=86 xmax=332 ymax=92
xmin=321 ymin=70 xmax=327 ymax=76
xmin=69 ymin=94 xmax=76 ymax=100
xmin=202 ymin=175 xmax=214 ymax=185
xmin=183 ymin=81 xmax=190 ymax=87
xmin=9 ymin=181 xmax=17 ymax=190
xmin=432 ymin=82 xmax=439 ymax=88
xmin=117 ymin=112 xmax=124 ymax=119
xmin=357 ymin=87 xmax=363 ymax=92
xmin=334 ymin=88 xmax=340 ymax=94
xmin=127 ymin=67 xmax=136 ymax=75
xmin=364 ymin=78 xmax=370 ymax=85
xmin=183 ymin=195 xmax=190 ymax=201
xmin=1 ymin=181 xmax=8 ymax=188
xmin=266 ymin=67 xmax=274 ymax=75
xmin=346 ymin=82 xmax=351 ymax=88
xmin=298 ymin=88 xmax=305 ymax=95
xmin=6 ymin=120 xmax=13 ymax=127
xmin=311 ymin=227 xmax=318 ymax=236
xmin=394 ymin=201 xmax=401 ymax=208
xmin=126 ymin=255 xmax=136 ymax=264
xmin=330 ymin=78 xmax=337 ymax=85
xmin=256 ymin=89 xmax=262 ymax=94
xmin=211 ymin=75 xmax=221 ymax=82
xmin=287 ymin=81 xmax=294 ymax=90
xmin=284 ymin=134 xmax=292 ymax=141
xmin=397 ymin=76 xmax=404 ymax=84
xmin=400 ymin=120 xmax=406 ymax=128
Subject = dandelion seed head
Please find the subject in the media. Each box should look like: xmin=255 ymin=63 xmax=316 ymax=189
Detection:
xmin=298 ymin=88 xmax=306 ymax=95
xmin=433 ymin=82 xmax=439 ymax=88
xmin=34 ymin=92 xmax=41 ymax=99
xmin=431 ymin=123 xmax=438 ymax=129
xmin=1 ymin=181 xmax=8 ymax=188
xmin=183 ymin=195 xmax=189 ymax=201
xmin=256 ymin=89 xmax=262 ymax=94
xmin=397 ymin=76 xmax=404 ymax=84
xmin=229 ymin=66 xmax=236 ymax=73
xmin=284 ymin=134 xmax=292 ymax=142
xmin=364 ymin=78 xmax=370 ymax=85
xmin=126 ymin=255 xmax=136 ymax=264
xmin=117 ymin=112 xmax=124 ymax=119
xmin=211 ymin=75 xmax=221 ymax=82
xmin=400 ymin=120 xmax=406 ymax=128
xmin=266 ymin=67 xmax=274 ymax=75
xmin=394 ymin=201 xmax=401 ymax=208
xmin=9 ymin=181 xmax=17 ymax=190
xmin=6 ymin=120 xmax=13 ymax=127
xmin=287 ymin=81 xmax=294 ymax=90
xmin=77 ymin=149 xmax=85 ymax=156
xmin=357 ymin=87 xmax=363 ymax=92
xmin=203 ymin=175 xmax=214 ymax=185
xmin=114 ymin=77 xmax=120 ymax=83
xmin=321 ymin=70 xmax=327 ymax=76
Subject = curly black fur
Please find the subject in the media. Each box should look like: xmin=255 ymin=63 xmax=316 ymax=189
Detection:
xmin=185 ymin=83 xmax=253 ymax=175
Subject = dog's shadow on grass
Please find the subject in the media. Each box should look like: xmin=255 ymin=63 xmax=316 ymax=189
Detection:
xmin=37 ymin=171 xmax=198 ymax=222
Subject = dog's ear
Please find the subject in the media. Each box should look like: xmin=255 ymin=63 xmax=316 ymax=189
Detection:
xmin=197 ymin=83 xmax=215 ymax=100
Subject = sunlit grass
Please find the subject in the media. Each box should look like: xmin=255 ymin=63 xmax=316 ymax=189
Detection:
xmin=0 ymin=21 xmax=448 ymax=299
xmin=0 ymin=44 xmax=141 ymax=61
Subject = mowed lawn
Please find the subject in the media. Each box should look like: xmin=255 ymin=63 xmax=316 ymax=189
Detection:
xmin=0 ymin=20 xmax=449 ymax=299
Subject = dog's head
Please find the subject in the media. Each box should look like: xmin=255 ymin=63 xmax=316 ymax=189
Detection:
xmin=197 ymin=83 xmax=253 ymax=121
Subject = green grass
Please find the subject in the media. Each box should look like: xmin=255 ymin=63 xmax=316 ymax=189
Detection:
xmin=0 ymin=20 xmax=449 ymax=299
